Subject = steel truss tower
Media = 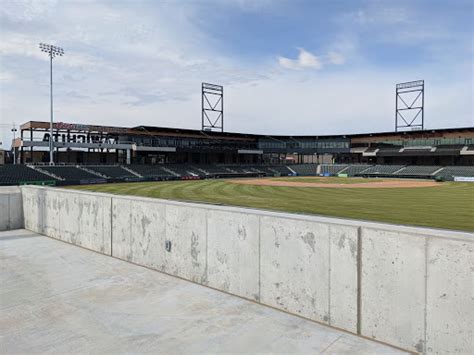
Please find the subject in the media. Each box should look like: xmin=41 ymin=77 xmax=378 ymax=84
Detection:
xmin=395 ymin=80 xmax=424 ymax=131
xmin=202 ymin=82 xmax=223 ymax=132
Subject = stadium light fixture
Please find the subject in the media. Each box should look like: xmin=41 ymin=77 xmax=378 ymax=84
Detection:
xmin=39 ymin=43 xmax=64 ymax=165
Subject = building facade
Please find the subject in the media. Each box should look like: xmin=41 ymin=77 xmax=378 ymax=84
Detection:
xmin=13 ymin=121 xmax=474 ymax=166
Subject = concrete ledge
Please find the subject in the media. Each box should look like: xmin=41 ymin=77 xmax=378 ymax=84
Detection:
xmin=19 ymin=185 xmax=474 ymax=354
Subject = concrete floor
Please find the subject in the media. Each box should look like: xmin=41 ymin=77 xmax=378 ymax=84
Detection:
xmin=0 ymin=230 xmax=405 ymax=354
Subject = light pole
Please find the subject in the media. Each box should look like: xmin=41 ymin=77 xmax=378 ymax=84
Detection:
xmin=39 ymin=43 xmax=64 ymax=165
xmin=11 ymin=126 xmax=17 ymax=164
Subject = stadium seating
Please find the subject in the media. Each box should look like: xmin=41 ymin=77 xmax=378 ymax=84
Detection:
xmin=343 ymin=164 xmax=372 ymax=176
xmin=320 ymin=164 xmax=348 ymax=175
xmin=85 ymin=165 xmax=138 ymax=179
xmin=249 ymin=166 xmax=266 ymax=174
xmin=39 ymin=166 xmax=104 ymax=181
xmin=218 ymin=165 xmax=258 ymax=176
xmin=223 ymin=165 xmax=255 ymax=174
xmin=2 ymin=163 xmax=474 ymax=186
xmin=290 ymin=164 xmax=318 ymax=176
xmin=127 ymin=165 xmax=176 ymax=179
xmin=194 ymin=165 xmax=233 ymax=175
xmin=356 ymin=165 xmax=405 ymax=176
xmin=165 ymin=164 xmax=202 ymax=177
xmin=267 ymin=165 xmax=294 ymax=175
xmin=435 ymin=166 xmax=474 ymax=180
xmin=0 ymin=165 xmax=57 ymax=185
xmin=395 ymin=166 xmax=442 ymax=176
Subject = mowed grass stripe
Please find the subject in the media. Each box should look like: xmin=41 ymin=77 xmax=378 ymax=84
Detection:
xmin=68 ymin=179 xmax=474 ymax=232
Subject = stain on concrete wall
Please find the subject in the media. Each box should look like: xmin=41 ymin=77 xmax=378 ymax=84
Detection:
xmin=207 ymin=210 xmax=259 ymax=300
xmin=0 ymin=188 xmax=23 ymax=231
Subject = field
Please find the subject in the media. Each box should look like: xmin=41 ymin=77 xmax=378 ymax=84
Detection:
xmin=68 ymin=177 xmax=474 ymax=232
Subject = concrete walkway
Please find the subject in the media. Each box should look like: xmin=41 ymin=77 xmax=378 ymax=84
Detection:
xmin=0 ymin=229 xmax=405 ymax=354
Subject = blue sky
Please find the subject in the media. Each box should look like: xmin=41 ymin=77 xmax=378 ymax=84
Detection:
xmin=0 ymin=0 xmax=473 ymax=148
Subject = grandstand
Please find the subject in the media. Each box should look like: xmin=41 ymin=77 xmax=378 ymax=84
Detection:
xmin=0 ymin=119 xmax=472 ymax=186
xmin=357 ymin=165 xmax=405 ymax=177
xmin=194 ymin=165 xmax=232 ymax=176
xmin=288 ymin=163 xmax=317 ymax=176
xmin=86 ymin=165 xmax=138 ymax=179
xmin=435 ymin=166 xmax=474 ymax=180
xmin=320 ymin=164 xmax=348 ymax=175
xmin=2 ymin=162 xmax=474 ymax=186
xmin=342 ymin=164 xmax=372 ymax=176
xmin=127 ymin=165 xmax=176 ymax=179
xmin=0 ymin=165 xmax=55 ymax=185
xmin=395 ymin=165 xmax=442 ymax=177
xmin=163 ymin=164 xmax=201 ymax=178
xmin=37 ymin=166 xmax=105 ymax=182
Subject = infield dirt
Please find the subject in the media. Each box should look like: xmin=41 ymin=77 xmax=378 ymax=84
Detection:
xmin=230 ymin=177 xmax=441 ymax=188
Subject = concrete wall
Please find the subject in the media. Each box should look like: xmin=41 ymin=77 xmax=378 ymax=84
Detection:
xmin=21 ymin=185 xmax=111 ymax=255
xmin=0 ymin=186 xmax=24 ymax=231
xmin=20 ymin=186 xmax=473 ymax=354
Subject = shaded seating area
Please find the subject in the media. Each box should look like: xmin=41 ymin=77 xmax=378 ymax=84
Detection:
xmin=290 ymin=164 xmax=318 ymax=176
xmin=0 ymin=165 xmax=57 ymax=185
xmin=2 ymin=163 xmax=474 ymax=186
xmin=320 ymin=164 xmax=348 ymax=175
xmin=343 ymin=165 xmax=372 ymax=176
xmin=268 ymin=165 xmax=294 ymax=176
xmin=85 ymin=165 xmax=137 ymax=179
xmin=39 ymin=166 xmax=104 ymax=182
xmin=165 ymin=164 xmax=202 ymax=178
xmin=395 ymin=166 xmax=442 ymax=176
xmin=223 ymin=165 xmax=256 ymax=174
xmin=356 ymin=165 xmax=405 ymax=176
xmin=127 ymin=165 xmax=176 ymax=179
xmin=193 ymin=165 xmax=233 ymax=175
xmin=435 ymin=166 xmax=474 ymax=180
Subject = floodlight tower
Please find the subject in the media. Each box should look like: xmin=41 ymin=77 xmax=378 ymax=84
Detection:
xmin=202 ymin=83 xmax=224 ymax=132
xmin=395 ymin=80 xmax=424 ymax=131
xmin=39 ymin=43 xmax=64 ymax=165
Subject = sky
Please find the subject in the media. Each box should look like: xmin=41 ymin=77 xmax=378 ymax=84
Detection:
xmin=0 ymin=0 xmax=473 ymax=148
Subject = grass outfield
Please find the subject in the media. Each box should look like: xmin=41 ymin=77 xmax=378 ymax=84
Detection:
xmin=68 ymin=178 xmax=474 ymax=232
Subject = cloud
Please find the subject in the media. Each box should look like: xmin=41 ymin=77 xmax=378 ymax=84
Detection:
xmin=0 ymin=70 xmax=15 ymax=83
xmin=62 ymin=91 xmax=95 ymax=104
xmin=0 ymin=32 xmax=45 ymax=60
xmin=226 ymin=0 xmax=275 ymax=12
xmin=350 ymin=7 xmax=409 ymax=26
xmin=278 ymin=48 xmax=346 ymax=70
xmin=278 ymin=48 xmax=322 ymax=70
xmin=327 ymin=51 xmax=345 ymax=65
xmin=0 ymin=0 xmax=58 ymax=22
xmin=338 ymin=1 xmax=468 ymax=47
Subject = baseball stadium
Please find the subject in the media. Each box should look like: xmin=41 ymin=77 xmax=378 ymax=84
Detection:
xmin=2 ymin=96 xmax=474 ymax=232
xmin=2 ymin=79 xmax=474 ymax=355
xmin=2 ymin=0 xmax=474 ymax=352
